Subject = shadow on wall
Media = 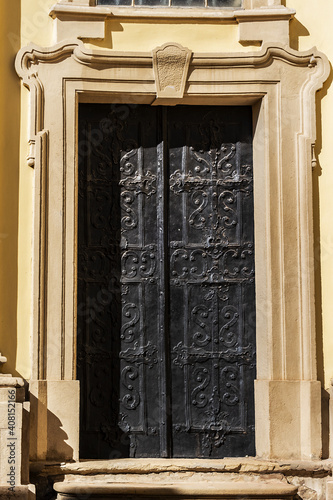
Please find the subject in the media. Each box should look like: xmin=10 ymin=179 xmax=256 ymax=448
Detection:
xmin=82 ymin=19 xmax=124 ymax=50
xmin=312 ymin=60 xmax=333 ymax=459
xmin=289 ymin=18 xmax=310 ymax=51
xmin=29 ymin=392 xmax=74 ymax=462
xmin=0 ymin=2 xmax=21 ymax=377
xmin=29 ymin=391 xmax=74 ymax=499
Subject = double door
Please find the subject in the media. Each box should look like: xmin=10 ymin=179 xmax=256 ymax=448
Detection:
xmin=77 ymin=104 xmax=256 ymax=458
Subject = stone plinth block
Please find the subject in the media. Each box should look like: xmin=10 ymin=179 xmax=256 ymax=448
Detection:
xmin=29 ymin=380 xmax=79 ymax=461
xmin=327 ymin=481 xmax=333 ymax=500
xmin=0 ymin=485 xmax=32 ymax=499
xmin=329 ymin=383 xmax=333 ymax=458
xmin=0 ymin=402 xmax=23 ymax=486
xmin=53 ymin=481 xmax=298 ymax=500
xmin=0 ymin=389 xmax=25 ymax=404
xmin=255 ymin=380 xmax=322 ymax=460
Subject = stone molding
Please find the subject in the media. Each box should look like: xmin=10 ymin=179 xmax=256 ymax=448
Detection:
xmin=17 ymin=40 xmax=320 ymax=74
xmin=15 ymin=40 xmax=329 ymax=461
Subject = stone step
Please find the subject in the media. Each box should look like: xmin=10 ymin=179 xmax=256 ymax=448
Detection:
xmin=53 ymin=481 xmax=298 ymax=500
xmin=0 ymin=485 xmax=31 ymax=499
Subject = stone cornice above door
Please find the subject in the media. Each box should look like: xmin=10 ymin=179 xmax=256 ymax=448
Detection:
xmin=16 ymin=40 xmax=325 ymax=82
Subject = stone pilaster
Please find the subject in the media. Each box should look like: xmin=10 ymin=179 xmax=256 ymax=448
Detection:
xmin=0 ymin=354 xmax=34 ymax=499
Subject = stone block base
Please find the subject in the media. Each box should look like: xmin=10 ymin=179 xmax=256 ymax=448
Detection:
xmin=29 ymin=380 xmax=79 ymax=461
xmin=255 ymin=380 xmax=322 ymax=459
xmin=327 ymin=481 xmax=333 ymax=500
xmin=31 ymin=458 xmax=331 ymax=500
xmin=0 ymin=485 xmax=35 ymax=499
xmin=54 ymin=481 xmax=297 ymax=500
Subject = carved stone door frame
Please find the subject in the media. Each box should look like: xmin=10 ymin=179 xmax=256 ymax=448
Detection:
xmin=16 ymin=40 xmax=329 ymax=461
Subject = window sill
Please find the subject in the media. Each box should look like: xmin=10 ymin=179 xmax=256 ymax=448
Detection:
xmin=49 ymin=3 xmax=295 ymax=21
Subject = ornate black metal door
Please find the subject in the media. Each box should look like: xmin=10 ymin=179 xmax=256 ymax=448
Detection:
xmin=77 ymin=104 xmax=255 ymax=459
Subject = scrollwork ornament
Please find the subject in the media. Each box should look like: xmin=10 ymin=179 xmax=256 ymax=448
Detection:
xmin=222 ymin=248 xmax=240 ymax=278
xmin=120 ymin=170 xmax=157 ymax=197
xmin=221 ymin=366 xmax=239 ymax=406
xmin=169 ymin=169 xmax=207 ymax=194
xmin=202 ymin=387 xmax=231 ymax=451
xmin=221 ymin=244 xmax=255 ymax=281
xmin=118 ymin=412 xmax=131 ymax=433
xmin=89 ymin=362 xmax=110 ymax=408
xmin=140 ymin=246 xmax=157 ymax=277
xmin=219 ymin=190 xmax=238 ymax=229
xmin=79 ymin=249 xmax=110 ymax=281
xmin=120 ymin=341 xmax=158 ymax=368
xmin=120 ymin=149 xmax=137 ymax=176
xmin=90 ymin=144 xmax=111 ymax=180
xmin=121 ymin=365 xmax=140 ymax=410
xmin=219 ymin=305 xmax=239 ymax=346
xmin=169 ymin=170 xmax=184 ymax=194
xmin=203 ymin=285 xmax=229 ymax=303
xmin=191 ymin=148 xmax=211 ymax=175
xmin=189 ymin=190 xmax=208 ymax=229
xmin=173 ymin=341 xmax=191 ymax=368
xmin=120 ymin=191 xmax=138 ymax=231
xmin=204 ymin=236 xmax=228 ymax=260
xmin=191 ymin=367 xmax=210 ymax=408
xmin=121 ymin=302 xmax=140 ymax=343
xmin=121 ymin=246 xmax=156 ymax=280
xmin=170 ymin=248 xmax=207 ymax=281
xmin=91 ymin=189 xmax=112 ymax=230
xmin=217 ymin=144 xmax=236 ymax=174
xmin=171 ymin=248 xmax=189 ymax=279
xmin=172 ymin=342 xmax=255 ymax=368
xmin=240 ymin=243 xmax=254 ymax=278
xmin=192 ymin=304 xmax=211 ymax=347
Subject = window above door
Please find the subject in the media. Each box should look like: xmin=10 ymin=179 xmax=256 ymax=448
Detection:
xmin=96 ymin=0 xmax=241 ymax=7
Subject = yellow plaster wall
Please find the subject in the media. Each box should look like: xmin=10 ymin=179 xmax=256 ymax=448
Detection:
xmin=2 ymin=0 xmax=333 ymax=387
xmin=88 ymin=20 xmax=246 ymax=52
xmin=21 ymin=0 xmax=54 ymax=48
xmin=16 ymin=0 xmax=54 ymax=379
xmin=0 ymin=0 xmax=54 ymax=379
xmin=0 ymin=1 xmax=21 ymax=377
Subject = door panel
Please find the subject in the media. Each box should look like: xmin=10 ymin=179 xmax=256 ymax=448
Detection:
xmin=168 ymin=107 xmax=255 ymax=457
xmin=78 ymin=105 xmax=162 ymax=458
xmin=77 ymin=104 xmax=255 ymax=459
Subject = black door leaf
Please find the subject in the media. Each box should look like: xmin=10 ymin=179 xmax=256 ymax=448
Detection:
xmin=77 ymin=104 xmax=256 ymax=459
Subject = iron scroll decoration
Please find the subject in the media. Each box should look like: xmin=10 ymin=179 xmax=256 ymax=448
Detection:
xmin=77 ymin=103 xmax=256 ymax=459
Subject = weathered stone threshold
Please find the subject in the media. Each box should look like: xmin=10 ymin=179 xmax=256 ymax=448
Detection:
xmin=31 ymin=459 xmax=333 ymax=499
